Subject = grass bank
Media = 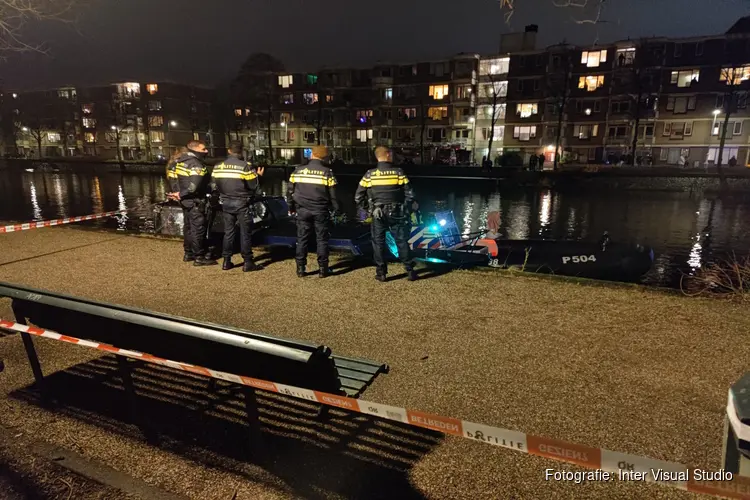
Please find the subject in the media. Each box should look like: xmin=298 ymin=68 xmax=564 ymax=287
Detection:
xmin=0 ymin=226 xmax=747 ymax=499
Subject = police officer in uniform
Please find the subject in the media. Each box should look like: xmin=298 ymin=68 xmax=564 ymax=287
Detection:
xmin=355 ymin=146 xmax=417 ymax=282
xmin=170 ymin=140 xmax=217 ymax=266
xmin=210 ymin=141 xmax=264 ymax=272
xmin=286 ymin=145 xmax=340 ymax=278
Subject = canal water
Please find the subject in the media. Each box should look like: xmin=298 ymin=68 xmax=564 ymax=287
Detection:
xmin=1 ymin=168 xmax=749 ymax=288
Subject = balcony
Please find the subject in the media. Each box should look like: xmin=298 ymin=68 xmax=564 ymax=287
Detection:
xmin=373 ymin=76 xmax=394 ymax=87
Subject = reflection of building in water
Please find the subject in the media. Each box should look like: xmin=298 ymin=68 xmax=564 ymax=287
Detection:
xmin=506 ymin=201 xmax=531 ymax=240
xmin=91 ymin=176 xmax=104 ymax=214
xmin=116 ymin=184 xmax=128 ymax=231
xmin=52 ymin=175 xmax=67 ymax=218
xmin=71 ymin=174 xmax=81 ymax=201
xmin=538 ymin=190 xmax=552 ymax=236
xmin=29 ymin=181 xmax=42 ymax=221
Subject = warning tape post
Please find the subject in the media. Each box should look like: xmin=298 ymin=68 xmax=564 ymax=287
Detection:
xmin=1 ymin=319 xmax=748 ymax=500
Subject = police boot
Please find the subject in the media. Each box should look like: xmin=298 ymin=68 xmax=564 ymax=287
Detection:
xmin=375 ymin=273 xmax=387 ymax=283
xmin=222 ymin=257 xmax=233 ymax=271
xmin=319 ymin=267 xmax=331 ymax=278
xmin=407 ymin=268 xmax=419 ymax=282
xmin=243 ymin=260 xmax=263 ymax=273
xmin=183 ymin=253 xmax=195 ymax=262
xmin=194 ymin=256 xmax=218 ymax=267
xmin=296 ymin=263 xmax=306 ymax=278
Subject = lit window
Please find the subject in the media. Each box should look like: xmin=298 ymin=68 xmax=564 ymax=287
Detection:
xmin=516 ymin=103 xmax=538 ymax=118
xmin=480 ymin=81 xmax=507 ymax=98
xmin=82 ymin=104 xmax=94 ymax=114
xmin=149 ymin=100 xmax=162 ymax=111
xmin=429 ymin=85 xmax=449 ymax=100
xmin=356 ymin=129 xmax=373 ymax=142
xmin=150 ymin=131 xmax=165 ymax=143
xmin=400 ymin=108 xmax=417 ymax=119
xmin=356 ymin=110 xmax=373 ymax=123
xmin=47 ymin=132 xmax=61 ymax=142
xmin=146 ymin=84 xmax=158 ymax=95
xmin=326 ymin=95 xmax=334 ymax=103
xmin=149 ymin=116 xmax=164 ymax=127
xmin=616 ymin=48 xmax=636 ymax=67
xmin=84 ymin=132 xmax=96 ymax=143
xmin=384 ymin=88 xmax=393 ymax=100
xmin=478 ymin=104 xmax=506 ymax=120
xmin=306 ymin=74 xmax=318 ymax=85
xmin=303 ymin=93 xmax=318 ymax=104
xmin=581 ymin=50 xmax=607 ymax=68
xmin=480 ymin=57 xmax=509 ymax=76
xmin=281 ymin=93 xmax=294 ymax=104
xmin=720 ymin=66 xmax=750 ymax=85
xmin=427 ymin=106 xmax=448 ymax=120
xmin=105 ymin=132 xmax=117 ymax=143
xmin=278 ymin=75 xmax=293 ymax=88
xmin=82 ymin=118 xmax=97 ymax=128
xmin=481 ymin=126 xmax=504 ymax=141
xmin=578 ymin=75 xmax=605 ymax=91
xmin=512 ymin=126 xmax=537 ymax=141
xmin=574 ymin=124 xmax=599 ymax=139
xmin=456 ymin=85 xmax=472 ymax=99
xmin=117 ymin=82 xmax=140 ymax=97
xmin=234 ymin=108 xmax=242 ymax=117
xmin=281 ymin=148 xmax=294 ymax=159
xmin=670 ymin=69 xmax=700 ymax=88
xmin=193 ymin=132 xmax=201 ymax=141
xmin=57 ymin=88 xmax=76 ymax=99
xmin=245 ymin=108 xmax=252 ymax=116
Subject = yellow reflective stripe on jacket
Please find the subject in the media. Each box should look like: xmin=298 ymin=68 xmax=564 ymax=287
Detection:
xmin=369 ymin=175 xmax=404 ymax=186
xmin=290 ymin=173 xmax=335 ymax=186
xmin=211 ymin=171 xmax=256 ymax=179
xmin=241 ymin=171 xmax=258 ymax=181
xmin=166 ymin=172 xmax=178 ymax=179
xmin=174 ymin=162 xmax=205 ymax=177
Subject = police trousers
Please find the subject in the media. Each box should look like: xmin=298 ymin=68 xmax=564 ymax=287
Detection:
xmin=296 ymin=208 xmax=330 ymax=267
xmin=181 ymin=200 xmax=207 ymax=258
xmin=371 ymin=208 xmax=414 ymax=276
xmin=221 ymin=199 xmax=254 ymax=261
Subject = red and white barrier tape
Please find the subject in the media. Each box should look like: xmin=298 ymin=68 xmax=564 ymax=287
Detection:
xmin=0 ymin=319 xmax=748 ymax=499
xmin=0 ymin=210 xmax=125 ymax=234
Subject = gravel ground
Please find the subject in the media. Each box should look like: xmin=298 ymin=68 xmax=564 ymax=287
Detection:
xmin=0 ymin=226 xmax=748 ymax=499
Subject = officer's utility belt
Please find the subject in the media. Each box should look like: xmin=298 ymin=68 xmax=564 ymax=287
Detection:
xmin=373 ymin=203 xmax=406 ymax=217
xmin=220 ymin=196 xmax=254 ymax=205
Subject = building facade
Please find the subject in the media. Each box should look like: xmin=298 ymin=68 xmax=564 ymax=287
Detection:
xmin=0 ymin=82 xmax=219 ymax=160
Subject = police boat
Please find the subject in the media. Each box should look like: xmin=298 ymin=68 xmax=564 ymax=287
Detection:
xmin=154 ymin=197 xmax=654 ymax=282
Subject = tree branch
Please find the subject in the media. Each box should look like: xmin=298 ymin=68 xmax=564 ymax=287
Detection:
xmin=0 ymin=0 xmax=83 ymax=58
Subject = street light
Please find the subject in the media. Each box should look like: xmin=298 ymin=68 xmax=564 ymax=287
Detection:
xmin=111 ymin=125 xmax=117 ymax=130
xmin=468 ymin=116 xmax=475 ymax=123
xmin=169 ymin=120 xmax=177 ymax=127
xmin=21 ymin=126 xmax=28 ymax=132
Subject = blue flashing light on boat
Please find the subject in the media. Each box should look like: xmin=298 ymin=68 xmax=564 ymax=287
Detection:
xmin=439 ymin=219 xmax=447 ymax=227
xmin=425 ymin=257 xmax=449 ymax=264
xmin=430 ymin=225 xmax=439 ymax=232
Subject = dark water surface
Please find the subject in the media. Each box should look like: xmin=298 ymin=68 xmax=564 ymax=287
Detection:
xmin=1 ymin=168 xmax=749 ymax=288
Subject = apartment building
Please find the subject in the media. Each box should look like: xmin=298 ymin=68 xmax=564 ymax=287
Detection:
xmin=1 ymin=82 xmax=219 ymax=160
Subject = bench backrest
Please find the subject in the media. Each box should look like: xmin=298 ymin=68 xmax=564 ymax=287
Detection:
xmin=0 ymin=282 xmax=344 ymax=394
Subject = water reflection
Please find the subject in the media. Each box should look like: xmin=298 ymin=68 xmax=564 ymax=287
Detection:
xmin=52 ymin=175 xmax=67 ymax=218
xmin=538 ymin=190 xmax=552 ymax=238
xmin=29 ymin=181 xmax=42 ymax=221
xmin=116 ymin=184 xmax=128 ymax=231
xmin=91 ymin=176 xmax=104 ymax=214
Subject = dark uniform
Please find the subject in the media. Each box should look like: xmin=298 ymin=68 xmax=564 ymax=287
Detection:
xmin=286 ymin=159 xmax=340 ymax=273
xmin=166 ymin=160 xmax=179 ymax=193
xmin=355 ymin=162 xmax=416 ymax=279
xmin=210 ymin=154 xmax=260 ymax=264
xmin=175 ymin=151 xmax=211 ymax=261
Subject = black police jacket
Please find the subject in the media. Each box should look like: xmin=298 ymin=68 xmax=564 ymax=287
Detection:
xmin=175 ymin=152 xmax=210 ymax=202
xmin=354 ymin=162 xmax=414 ymax=208
xmin=286 ymin=159 xmax=340 ymax=213
xmin=209 ymin=154 xmax=260 ymax=203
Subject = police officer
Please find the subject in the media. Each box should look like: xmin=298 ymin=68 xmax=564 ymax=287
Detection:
xmin=286 ymin=145 xmax=340 ymax=278
xmin=355 ymin=146 xmax=417 ymax=282
xmin=170 ymin=140 xmax=217 ymax=266
xmin=210 ymin=141 xmax=264 ymax=272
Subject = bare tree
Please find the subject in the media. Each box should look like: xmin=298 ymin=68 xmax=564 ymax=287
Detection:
xmin=233 ymin=53 xmax=285 ymax=163
xmin=716 ymin=66 xmax=745 ymax=183
xmin=547 ymin=49 xmax=574 ymax=170
xmin=483 ymin=75 xmax=504 ymax=167
xmin=0 ymin=0 xmax=82 ymax=56
xmin=106 ymin=96 xmax=130 ymax=162
xmin=17 ymin=95 xmax=46 ymax=157
xmin=500 ymin=0 xmax=606 ymax=24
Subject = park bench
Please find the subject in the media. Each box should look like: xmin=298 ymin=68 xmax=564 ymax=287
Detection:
xmin=0 ymin=281 xmax=389 ymax=447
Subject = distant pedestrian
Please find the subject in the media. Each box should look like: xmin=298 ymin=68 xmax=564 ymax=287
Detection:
xmin=529 ymin=155 xmax=538 ymax=171
xmin=538 ymin=154 xmax=545 ymax=170
xmin=729 ymin=156 xmax=738 ymax=168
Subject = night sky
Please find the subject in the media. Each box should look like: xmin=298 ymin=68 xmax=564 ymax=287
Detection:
xmin=2 ymin=0 xmax=748 ymax=90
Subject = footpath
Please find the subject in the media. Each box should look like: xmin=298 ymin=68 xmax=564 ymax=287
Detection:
xmin=0 ymin=226 xmax=748 ymax=499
